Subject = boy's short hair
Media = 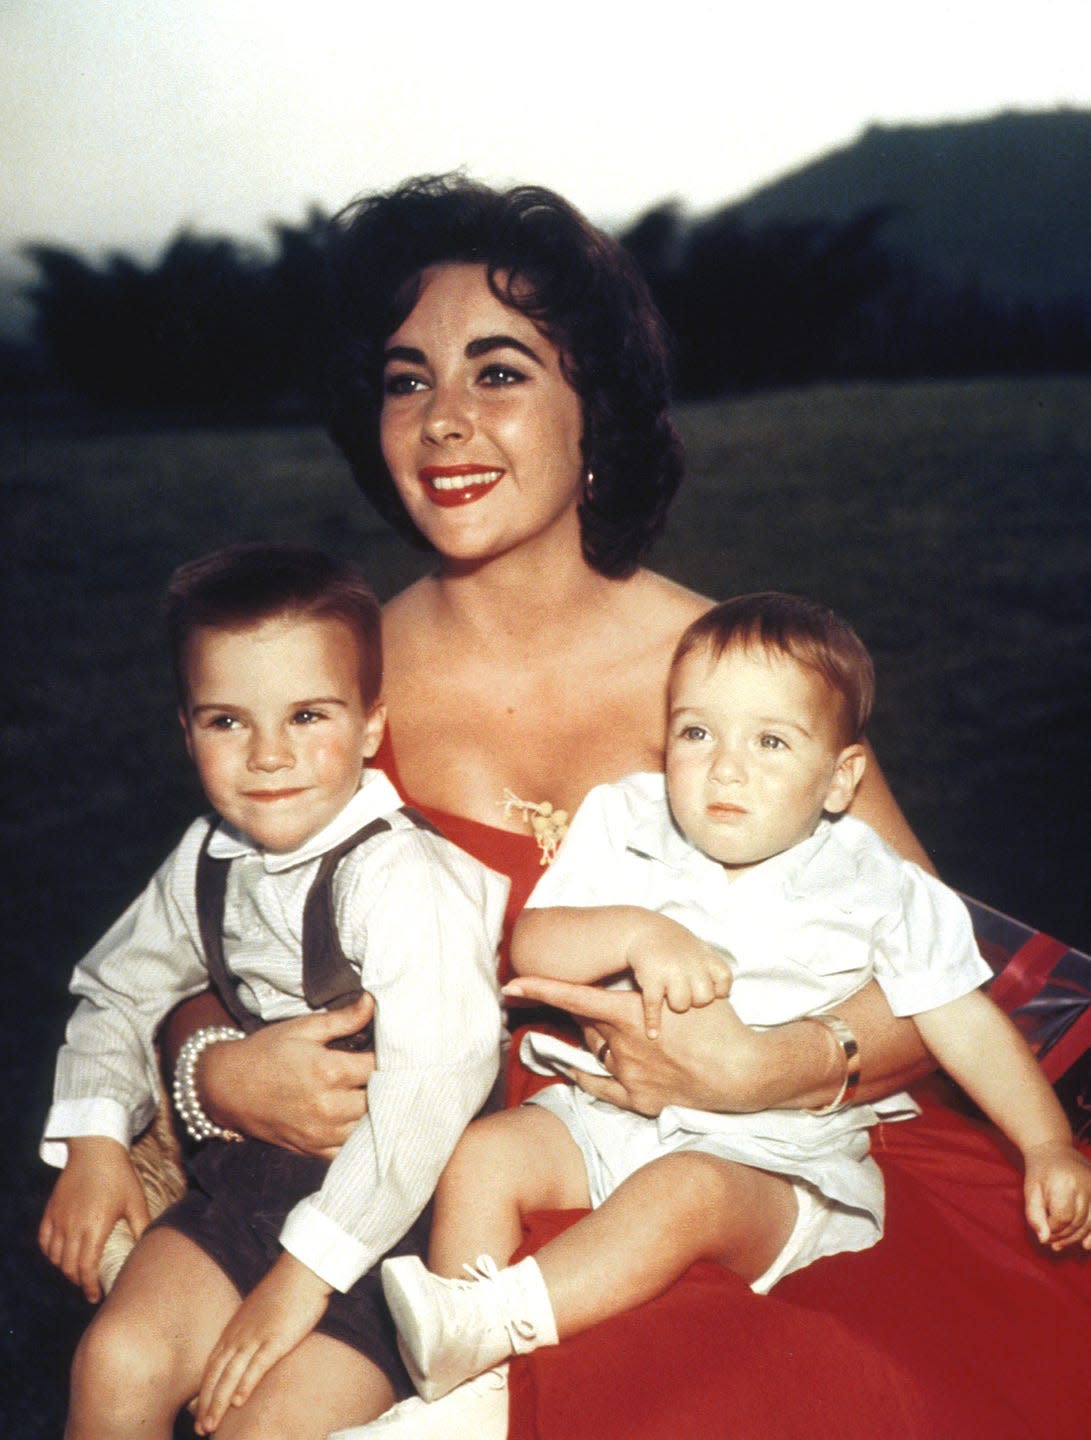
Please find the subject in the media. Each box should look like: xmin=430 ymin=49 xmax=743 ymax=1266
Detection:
xmin=672 ymin=592 xmax=874 ymax=745
xmin=165 ymin=543 xmax=382 ymax=708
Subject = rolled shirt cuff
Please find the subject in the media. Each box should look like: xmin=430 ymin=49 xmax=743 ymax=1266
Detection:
xmin=279 ymin=1198 xmax=374 ymax=1293
xmin=40 ymin=1096 xmax=135 ymax=1168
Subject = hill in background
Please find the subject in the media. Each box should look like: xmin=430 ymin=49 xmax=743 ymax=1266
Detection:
xmin=731 ymin=108 xmax=1091 ymax=309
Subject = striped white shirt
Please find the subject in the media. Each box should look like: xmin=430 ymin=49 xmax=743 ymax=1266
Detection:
xmin=42 ymin=769 xmax=507 ymax=1290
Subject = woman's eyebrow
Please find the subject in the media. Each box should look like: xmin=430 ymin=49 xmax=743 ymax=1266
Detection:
xmin=383 ymin=344 xmax=426 ymax=365
xmin=465 ymin=335 xmax=544 ymax=365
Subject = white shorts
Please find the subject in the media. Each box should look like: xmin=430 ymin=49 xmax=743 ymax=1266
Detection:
xmin=528 ymin=1079 xmax=882 ymax=1291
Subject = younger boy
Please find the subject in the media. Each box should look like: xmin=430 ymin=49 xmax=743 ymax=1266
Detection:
xmin=39 ymin=543 xmax=506 ymax=1439
xmin=373 ymin=591 xmax=1091 ymax=1440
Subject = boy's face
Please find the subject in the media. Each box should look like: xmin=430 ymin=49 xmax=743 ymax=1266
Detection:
xmin=666 ymin=642 xmax=865 ymax=877
xmin=179 ymin=613 xmax=385 ymax=853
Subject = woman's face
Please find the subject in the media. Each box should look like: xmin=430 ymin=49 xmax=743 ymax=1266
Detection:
xmin=379 ymin=264 xmax=585 ymax=566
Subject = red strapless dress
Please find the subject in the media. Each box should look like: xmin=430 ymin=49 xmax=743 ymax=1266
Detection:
xmin=374 ymin=733 xmax=1091 ymax=1440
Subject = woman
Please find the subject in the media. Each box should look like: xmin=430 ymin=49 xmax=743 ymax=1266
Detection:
xmin=171 ymin=176 xmax=1089 ymax=1439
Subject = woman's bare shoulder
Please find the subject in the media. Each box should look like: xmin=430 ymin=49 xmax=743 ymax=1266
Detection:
xmin=381 ymin=575 xmax=434 ymax=624
xmin=625 ymin=568 xmax=712 ymax=637
xmin=380 ymin=577 xmax=441 ymax=653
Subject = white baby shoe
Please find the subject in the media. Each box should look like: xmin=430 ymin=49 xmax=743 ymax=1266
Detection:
xmin=381 ymin=1253 xmax=556 ymax=1400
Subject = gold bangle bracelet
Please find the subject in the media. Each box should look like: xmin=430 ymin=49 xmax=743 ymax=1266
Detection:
xmin=806 ymin=1013 xmax=861 ymax=1115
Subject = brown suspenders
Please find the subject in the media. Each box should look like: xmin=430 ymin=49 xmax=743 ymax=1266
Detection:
xmin=194 ymin=807 xmax=439 ymax=1053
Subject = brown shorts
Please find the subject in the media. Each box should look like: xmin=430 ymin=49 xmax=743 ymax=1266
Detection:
xmin=155 ymin=1138 xmax=430 ymax=1399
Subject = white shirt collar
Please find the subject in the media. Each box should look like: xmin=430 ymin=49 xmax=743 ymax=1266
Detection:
xmin=627 ymin=780 xmax=706 ymax=872
xmin=624 ymin=774 xmax=842 ymax=899
xmin=205 ymin=768 xmax=405 ymax=872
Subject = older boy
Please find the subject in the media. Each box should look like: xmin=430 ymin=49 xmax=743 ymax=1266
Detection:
xmin=373 ymin=592 xmax=1091 ymax=1440
xmin=39 ymin=543 xmax=506 ymax=1439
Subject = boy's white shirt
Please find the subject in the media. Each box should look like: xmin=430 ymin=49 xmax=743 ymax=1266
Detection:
xmin=42 ymin=768 xmax=508 ymax=1291
xmin=523 ymin=772 xmax=992 ymax=1115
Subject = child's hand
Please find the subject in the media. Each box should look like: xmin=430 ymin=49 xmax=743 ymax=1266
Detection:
xmin=1024 ymin=1141 xmax=1091 ymax=1251
xmin=38 ymin=1137 xmax=150 ymax=1303
xmin=627 ymin=919 xmax=733 ymax=1038
xmin=194 ymin=1252 xmax=331 ymax=1434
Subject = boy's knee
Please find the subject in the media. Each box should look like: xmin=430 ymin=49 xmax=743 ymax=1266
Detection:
xmin=71 ymin=1306 xmax=174 ymax=1409
xmin=650 ymin=1151 xmax=738 ymax=1212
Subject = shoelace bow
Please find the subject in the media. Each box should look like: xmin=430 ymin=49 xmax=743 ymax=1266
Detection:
xmin=462 ymin=1255 xmax=538 ymax=1349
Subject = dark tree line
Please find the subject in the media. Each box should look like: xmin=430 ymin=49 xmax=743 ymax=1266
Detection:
xmin=619 ymin=200 xmax=1091 ymax=391
xmin=20 ymin=211 xmax=331 ymax=412
xmin=11 ymin=200 xmax=1091 ymax=413
xmin=621 ymin=202 xmax=898 ymax=394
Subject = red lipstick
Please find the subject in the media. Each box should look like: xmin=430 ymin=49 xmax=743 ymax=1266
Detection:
xmin=419 ymin=464 xmax=503 ymax=508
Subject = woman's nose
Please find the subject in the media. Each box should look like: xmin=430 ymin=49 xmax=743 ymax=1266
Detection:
xmin=421 ymin=382 xmax=473 ymax=445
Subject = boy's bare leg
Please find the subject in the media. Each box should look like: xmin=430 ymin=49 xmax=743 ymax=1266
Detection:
xmin=214 ymin=1333 xmax=394 ymax=1440
xmin=69 ymin=1224 xmax=396 ymax=1440
xmin=535 ymin=1151 xmax=798 ymax=1337
xmin=382 ymin=1142 xmax=799 ymax=1405
xmin=66 ymin=1227 xmax=241 ymax=1440
xmin=428 ymin=1106 xmax=592 ymax=1276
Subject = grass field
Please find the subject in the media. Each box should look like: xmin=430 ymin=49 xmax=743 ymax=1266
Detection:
xmin=3 ymin=373 xmax=1090 ymax=1435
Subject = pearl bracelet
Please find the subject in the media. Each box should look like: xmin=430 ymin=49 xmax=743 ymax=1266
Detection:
xmin=172 ymin=1025 xmax=246 ymax=1143
xmin=806 ymin=1013 xmax=861 ymax=1115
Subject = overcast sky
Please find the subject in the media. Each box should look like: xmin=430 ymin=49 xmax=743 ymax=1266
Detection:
xmin=3 ymin=0 xmax=1089 ymax=259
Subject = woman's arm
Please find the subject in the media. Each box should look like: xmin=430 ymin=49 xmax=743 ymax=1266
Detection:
xmin=505 ymin=975 xmax=932 ymax=1116
xmin=162 ymin=992 xmax=375 ymax=1160
xmin=851 ymin=743 xmax=936 ymax=874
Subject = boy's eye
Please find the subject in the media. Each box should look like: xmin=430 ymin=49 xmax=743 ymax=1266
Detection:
xmin=680 ymin=724 xmax=709 ymax=742
xmin=759 ymin=733 xmax=787 ymax=750
xmin=383 ymin=371 xmax=427 ymax=397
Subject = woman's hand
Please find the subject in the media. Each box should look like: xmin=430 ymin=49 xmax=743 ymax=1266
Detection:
xmin=505 ymin=974 xmax=933 ymax=1116
xmin=506 ymin=977 xmax=766 ymax=1116
xmin=199 ymin=995 xmax=376 ymax=1159
xmin=38 ymin=1137 xmax=150 ymax=1303
xmin=195 ymin=1253 xmax=331 ymax=1434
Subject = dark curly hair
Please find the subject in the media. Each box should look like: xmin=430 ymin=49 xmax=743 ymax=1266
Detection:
xmin=324 ymin=174 xmax=684 ymax=578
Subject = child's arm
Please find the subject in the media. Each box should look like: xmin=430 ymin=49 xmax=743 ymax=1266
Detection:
xmin=914 ymin=990 xmax=1091 ymax=1249
xmin=251 ymin=827 xmax=505 ymax=1336
xmin=194 ymin=1252 xmax=332 ymax=1435
xmin=513 ymin=905 xmax=733 ymax=1038
xmin=38 ymin=1136 xmax=151 ymax=1303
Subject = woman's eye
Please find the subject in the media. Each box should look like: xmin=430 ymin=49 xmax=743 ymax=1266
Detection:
xmin=383 ymin=371 xmax=427 ymax=396
xmin=478 ymin=363 xmax=527 ymax=387
xmin=292 ymin=709 xmax=324 ymax=725
xmin=207 ymin=715 xmax=240 ymax=731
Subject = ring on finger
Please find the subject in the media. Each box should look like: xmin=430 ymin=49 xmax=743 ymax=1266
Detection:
xmin=596 ymin=1040 xmax=612 ymax=1066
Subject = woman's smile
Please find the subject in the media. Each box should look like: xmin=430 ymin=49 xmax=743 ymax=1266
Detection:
xmin=419 ymin=464 xmax=505 ymax=507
